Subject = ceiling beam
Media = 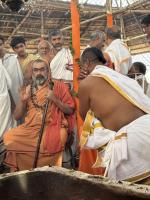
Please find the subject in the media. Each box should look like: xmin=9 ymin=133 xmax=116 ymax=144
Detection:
xmin=129 ymin=43 xmax=149 ymax=50
xmin=128 ymin=9 xmax=150 ymax=13
xmin=0 ymin=12 xmax=72 ymax=21
xmin=125 ymin=33 xmax=147 ymax=42
xmin=131 ymin=12 xmax=143 ymax=33
xmin=24 ymin=1 xmax=109 ymax=13
xmin=6 ymin=9 xmax=32 ymax=43
xmin=120 ymin=15 xmax=126 ymax=39
xmin=131 ymin=46 xmax=150 ymax=55
xmin=61 ymin=0 xmax=149 ymax=32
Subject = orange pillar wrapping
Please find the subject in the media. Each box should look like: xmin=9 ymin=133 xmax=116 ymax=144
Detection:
xmin=105 ymin=1 xmax=113 ymax=68
xmin=107 ymin=12 xmax=113 ymax=27
xmin=71 ymin=0 xmax=82 ymax=134
xmin=106 ymin=0 xmax=113 ymax=28
xmin=71 ymin=0 xmax=104 ymax=175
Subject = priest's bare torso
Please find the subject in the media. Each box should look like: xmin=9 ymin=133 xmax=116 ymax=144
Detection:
xmin=79 ymin=76 xmax=145 ymax=131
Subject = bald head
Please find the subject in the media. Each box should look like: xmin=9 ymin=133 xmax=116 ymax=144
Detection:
xmin=81 ymin=47 xmax=106 ymax=74
xmin=38 ymin=40 xmax=51 ymax=56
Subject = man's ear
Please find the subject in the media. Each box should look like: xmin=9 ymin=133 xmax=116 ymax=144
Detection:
xmin=86 ymin=59 xmax=90 ymax=66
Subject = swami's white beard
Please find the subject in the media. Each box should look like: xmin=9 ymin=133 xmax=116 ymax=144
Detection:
xmin=33 ymin=75 xmax=47 ymax=87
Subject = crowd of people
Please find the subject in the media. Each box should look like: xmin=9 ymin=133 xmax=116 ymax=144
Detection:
xmin=0 ymin=13 xmax=150 ymax=185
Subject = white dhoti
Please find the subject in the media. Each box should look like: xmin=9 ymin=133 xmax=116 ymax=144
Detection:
xmin=0 ymin=60 xmax=14 ymax=164
xmin=81 ymin=111 xmax=150 ymax=182
xmin=50 ymin=48 xmax=73 ymax=81
xmin=115 ymin=114 xmax=150 ymax=181
xmin=81 ymin=65 xmax=150 ymax=182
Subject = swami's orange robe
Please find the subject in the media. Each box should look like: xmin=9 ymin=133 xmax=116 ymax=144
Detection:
xmin=4 ymin=82 xmax=75 ymax=172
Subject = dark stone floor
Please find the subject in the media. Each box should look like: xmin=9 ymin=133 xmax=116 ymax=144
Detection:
xmin=0 ymin=167 xmax=150 ymax=200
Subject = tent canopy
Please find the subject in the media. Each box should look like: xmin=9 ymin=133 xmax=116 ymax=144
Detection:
xmin=0 ymin=0 xmax=149 ymax=55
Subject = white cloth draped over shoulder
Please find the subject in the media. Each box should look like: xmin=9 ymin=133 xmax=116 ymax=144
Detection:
xmin=2 ymin=53 xmax=23 ymax=104
xmin=0 ymin=60 xmax=14 ymax=138
xmin=50 ymin=48 xmax=73 ymax=81
xmin=105 ymin=39 xmax=132 ymax=75
xmin=80 ymin=66 xmax=150 ymax=181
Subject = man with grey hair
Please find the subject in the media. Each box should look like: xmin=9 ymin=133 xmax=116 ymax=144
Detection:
xmin=105 ymin=25 xmax=132 ymax=75
xmin=89 ymin=30 xmax=105 ymax=50
xmin=49 ymin=29 xmax=73 ymax=83
xmin=79 ymin=30 xmax=113 ymax=80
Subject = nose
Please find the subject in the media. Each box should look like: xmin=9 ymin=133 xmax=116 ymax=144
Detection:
xmin=38 ymin=70 xmax=42 ymax=74
xmin=56 ymin=38 xmax=60 ymax=43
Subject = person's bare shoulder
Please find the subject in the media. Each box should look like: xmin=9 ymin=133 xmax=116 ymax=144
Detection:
xmin=79 ymin=75 xmax=104 ymax=88
xmin=80 ymin=75 xmax=96 ymax=85
xmin=79 ymin=76 xmax=93 ymax=92
xmin=79 ymin=75 xmax=112 ymax=96
xmin=79 ymin=76 xmax=99 ymax=101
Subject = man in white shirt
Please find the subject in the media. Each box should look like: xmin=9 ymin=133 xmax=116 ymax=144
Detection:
xmin=0 ymin=36 xmax=23 ymax=105
xmin=105 ymin=26 xmax=132 ymax=75
xmin=49 ymin=29 xmax=73 ymax=83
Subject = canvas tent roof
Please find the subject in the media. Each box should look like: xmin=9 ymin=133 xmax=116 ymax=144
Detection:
xmin=0 ymin=0 xmax=149 ymax=55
